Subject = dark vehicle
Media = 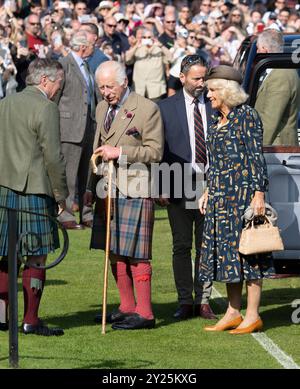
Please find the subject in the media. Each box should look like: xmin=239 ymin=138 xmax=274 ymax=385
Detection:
xmin=234 ymin=34 xmax=300 ymax=275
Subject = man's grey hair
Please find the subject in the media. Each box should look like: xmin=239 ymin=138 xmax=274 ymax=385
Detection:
xmin=70 ymin=30 xmax=90 ymax=51
xmin=95 ymin=61 xmax=127 ymax=85
xmin=257 ymin=29 xmax=284 ymax=53
xmin=26 ymin=58 xmax=64 ymax=86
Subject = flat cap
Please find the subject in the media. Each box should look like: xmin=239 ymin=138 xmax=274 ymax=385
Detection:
xmin=206 ymin=65 xmax=243 ymax=84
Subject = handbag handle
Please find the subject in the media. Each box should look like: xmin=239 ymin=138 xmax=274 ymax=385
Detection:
xmin=245 ymin=214 xmax=273 ymax=230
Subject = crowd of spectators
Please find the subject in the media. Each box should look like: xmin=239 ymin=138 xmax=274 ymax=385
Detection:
xmin=0 ymin=0 xmax=299 ymax=99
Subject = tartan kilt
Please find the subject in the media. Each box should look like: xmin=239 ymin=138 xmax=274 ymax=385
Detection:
xmin=90 ymin=196 xmax=154 ymax=260
xmin=0 ymin=186 xmax=59 ymax=256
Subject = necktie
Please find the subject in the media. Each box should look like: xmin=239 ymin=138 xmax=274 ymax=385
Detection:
xmin=82 ymin=60 xmax=96 ymax=120
xmin=104 ymin=105 xmax=117 ymax=133
xmin=193 ymin=98 xmax=207 ymax=166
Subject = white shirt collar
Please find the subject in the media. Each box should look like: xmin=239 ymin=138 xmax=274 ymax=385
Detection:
xmin=118 ymin=87 xmax=130 ymax=108
xmin=183 ymin=88 xmax=204 ymax=104
xmin=71 ymin=50 xmax=84 ymax=68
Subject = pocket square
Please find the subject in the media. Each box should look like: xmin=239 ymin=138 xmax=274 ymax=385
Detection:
xmin=126 ymin=127 xmax=140 ymax=137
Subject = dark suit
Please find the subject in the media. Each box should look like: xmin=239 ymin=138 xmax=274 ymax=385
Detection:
xmin=57 ymin=52 xmax=97 ymax=225
xmin=159 ymin=89 xmax=214 ymax=307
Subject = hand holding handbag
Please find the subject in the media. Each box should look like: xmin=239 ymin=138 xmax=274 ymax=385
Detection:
xmin=239 ymin=215 xmax=284 ymax=255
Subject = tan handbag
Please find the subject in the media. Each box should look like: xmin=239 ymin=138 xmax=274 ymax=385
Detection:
xmin=239 ymin=215 xmax=284 ymax=255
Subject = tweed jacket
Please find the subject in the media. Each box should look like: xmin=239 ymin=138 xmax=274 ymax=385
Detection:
xmin=0 ymin=86 xmax=68 ymax=202
xmin=58 ymin=52 xmax=94 ymax=143
xmin=255 ymin=68 xmax=300 ymax=146
xmin=88 ymin=91 xmax=164 ymax=198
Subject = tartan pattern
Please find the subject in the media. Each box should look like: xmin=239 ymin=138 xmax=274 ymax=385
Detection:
xmin=90 ymin=195 xmax=154 ymax=260
xmin=111 ymin=196 xmax=154 ymax=259
xmin=194 ymin=99 xmax=207 ymax=165
xmin=0 ymin=186 xmax=59 ymax=256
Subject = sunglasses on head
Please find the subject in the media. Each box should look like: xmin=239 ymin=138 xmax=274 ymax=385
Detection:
xmin=180 ymin=55 xmax=207 ymax=72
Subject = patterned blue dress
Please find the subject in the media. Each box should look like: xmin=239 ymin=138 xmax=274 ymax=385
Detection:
xmin=199 ymin=104 xmax=275 ymax=283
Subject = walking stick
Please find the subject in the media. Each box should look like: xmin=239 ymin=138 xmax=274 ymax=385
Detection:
xmin=101 ymin=159 xmax=114 ymax=334
xmin=90 ymin=155 xmax=114 ymax=334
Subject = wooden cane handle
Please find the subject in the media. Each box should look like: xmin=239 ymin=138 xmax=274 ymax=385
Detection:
xmin=90 ymin=152 xmax=102 ymax=174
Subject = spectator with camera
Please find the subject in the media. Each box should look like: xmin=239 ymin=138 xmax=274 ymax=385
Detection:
xmin=126 ymin=27 xmax=171 ymax=102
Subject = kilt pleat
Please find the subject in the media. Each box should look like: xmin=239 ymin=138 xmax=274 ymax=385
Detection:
xmin=0 ymin=186 xmax=59 ymax=256
xmin=90 ymin=195 xmax=154 ymax=260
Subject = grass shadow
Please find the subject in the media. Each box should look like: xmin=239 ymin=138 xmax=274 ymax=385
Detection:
xmin=260 ymin=287 xmax=300 ymax=307
xmin=260 ymin=304 xmax=299 ymax=330
xmin=43 ymin=301 xmax=225 ymax=330
xmin=44 ymin=304 xmax=117 ymax=329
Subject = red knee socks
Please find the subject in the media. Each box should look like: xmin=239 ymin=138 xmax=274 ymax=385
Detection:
xmin=111 ymin=261 xmax=136 ymax=314
xmin=22 ymin=266 xmax=46 ymax=325
xmin=0 ymin=259 xmax=8 ymax=323
xmin=130 ymin=262 xmax=154 ymax=320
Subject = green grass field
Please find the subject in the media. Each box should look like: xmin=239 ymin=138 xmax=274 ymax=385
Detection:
xmin=0 ymin=208 xmax=299 ymax=369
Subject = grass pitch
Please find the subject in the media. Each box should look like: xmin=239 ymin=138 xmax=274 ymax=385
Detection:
xmin=0 ymin=208 xmax=299 ymax=369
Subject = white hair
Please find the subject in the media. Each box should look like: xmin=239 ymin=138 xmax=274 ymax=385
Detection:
xmin=26 ymin=58 xmax=64 ymax=86
xmin=70 ymin=31 xmax=90 ymax=51
xmin=206 ymin=78 xmax=248 ymax=108
xmin=95 ymin=61 xmax=127 ymax=85
xmin=257 ymin=29 xmax=284 ymax=53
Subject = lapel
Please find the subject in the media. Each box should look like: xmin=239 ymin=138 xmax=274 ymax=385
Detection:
xmin=257 ymin=70 xmax=272 ymax=97
xmin=174 ymin=89 xmax=191 ymax=149
xmin=103 ymin=92 xmax=138 ymax=145
xmin=68 ymin=52 xmax=88 ymax=90
xmin=256 ymin=78 xmax=266 ymax=97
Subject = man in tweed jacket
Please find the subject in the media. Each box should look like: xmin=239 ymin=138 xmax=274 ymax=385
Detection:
xmin=86 ymin=61 xmax=164 ymax=330
xmin=0 ymin=59 xmax=68 ymax=336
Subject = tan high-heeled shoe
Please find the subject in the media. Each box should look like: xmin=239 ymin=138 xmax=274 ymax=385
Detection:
xmin=204 ymin=316 xmax=243 ymax=332
xmin=229 ymin=318 xmax=263 ymax=335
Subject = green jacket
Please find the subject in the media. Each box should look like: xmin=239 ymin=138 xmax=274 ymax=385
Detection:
xmin=0 ymin=86 xmax=68 ymax=202
xmin=255 ymin=68 xmax=300 ymax=146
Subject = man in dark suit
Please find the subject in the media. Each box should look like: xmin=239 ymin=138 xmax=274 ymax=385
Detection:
xmin=158 ymin=55 xmax=216 ymax=321
xmin=0 ymin=58 xmax=68 ymax=335
xmin=57 ymin=30 xmax=97 ymax=229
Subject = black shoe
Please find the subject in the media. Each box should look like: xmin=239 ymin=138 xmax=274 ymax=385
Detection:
xmin=21 ymin=322 xmax=64 ymax=336
xmin=0 ymin=322 xmax=8 ymax=331
xmin=173 ymin=304 xmax=194 ymax=320
xmin=94 ymin=309 xmax=131 ymax=324
xmin=112 ymin=313 xmax=155 ymax=330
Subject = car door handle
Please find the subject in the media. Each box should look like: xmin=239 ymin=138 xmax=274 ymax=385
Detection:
xmin=282 ymin=160 xmax=300 ymax=168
